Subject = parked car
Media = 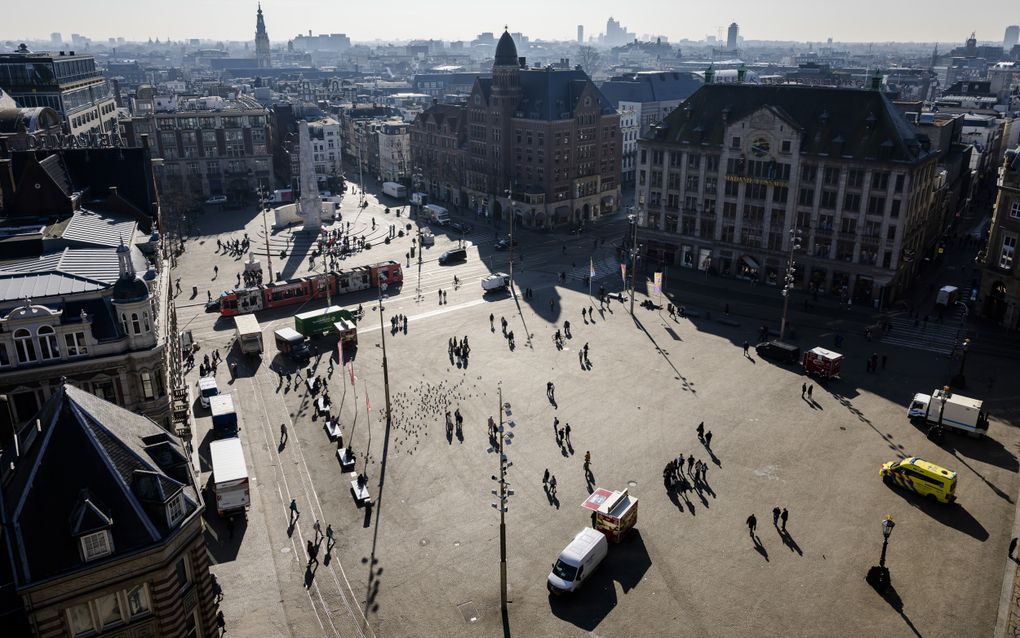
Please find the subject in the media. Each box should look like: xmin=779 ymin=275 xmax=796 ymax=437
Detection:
xmin=438 ymin=248 xmax=467 ymax=265
xmin=451 ymin=221 xmax=473 ymax=234
xmin=205 ymin=195 xmax=228 ymax=205
xmin=754 ymin=340 xmax=800 ymax=364
xmin=494 ymin=237 xmax=518 ymax=250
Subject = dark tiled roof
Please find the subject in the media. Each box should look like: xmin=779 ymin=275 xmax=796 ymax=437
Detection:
xmin=1 ymin=386 xmax=200 ymax=585
xmin=38 ymin=155 xmax=72 ymax=197
xmin=599 ymin=72 xmax=702 ymax=107
xmin=494 ymin=31 xmax=518 ymax=67
xmin=515 ymin=69 xmax=616 ymax=121
xmin=647 ymin=84 xmax=932 ymax=164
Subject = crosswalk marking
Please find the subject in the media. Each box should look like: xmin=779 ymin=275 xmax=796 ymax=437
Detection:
xmin=880 ymin=317 xmax=964 ymax=355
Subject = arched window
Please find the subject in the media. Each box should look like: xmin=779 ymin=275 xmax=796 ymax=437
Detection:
xmin=14 ymin=329 xmax=36 ymax=363
xmin=143 ymin=311 xmax=150 ymax=332
xmin=37 ymin=326 xmax=58 ymax=360
xmin=120 ymin=313 xmax=129 ymax=335
xmin=140 ymin=371 xmax=155 ymax=400
xmin=131 ymin=313 xmax=141 ymax=335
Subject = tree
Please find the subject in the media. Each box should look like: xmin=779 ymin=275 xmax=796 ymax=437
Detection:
xmin=577 ymin=46 xmax=601 ymax=75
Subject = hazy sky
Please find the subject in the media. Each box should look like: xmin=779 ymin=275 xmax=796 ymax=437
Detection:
xmin=4 ymin=0 xmax=1018 ymax=44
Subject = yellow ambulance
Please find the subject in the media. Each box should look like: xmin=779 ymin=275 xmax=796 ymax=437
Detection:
xmin=880 ymin=457 xmax=957 ymax=503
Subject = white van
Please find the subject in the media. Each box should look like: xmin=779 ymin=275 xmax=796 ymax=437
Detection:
xmin=424 ymin=204 xmax=450 ymax=225
xmin=547 ymin=527 xmax=608 ymax=594
xmin=198 ymin=377 xmax=219 ymax=409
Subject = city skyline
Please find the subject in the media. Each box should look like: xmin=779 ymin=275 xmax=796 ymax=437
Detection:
xmin=3 ymin=0 xmax=1019 ymax=45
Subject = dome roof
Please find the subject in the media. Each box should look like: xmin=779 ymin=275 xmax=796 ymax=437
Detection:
xmin=494 ymin=30 xmax=518 ymax=67
xmin=112 ymin=276 xmax=149 ymax=303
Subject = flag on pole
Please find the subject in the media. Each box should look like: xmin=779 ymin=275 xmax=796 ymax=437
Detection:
xmin=348 ymin=361 xmax=356 ymax=386
xmin=589 ymin=258 xmax=596 ymax=278
xmin=653 ymin=272 xmax=663 ymax=295
xmin=620 ymin=263 xmax=627 ymax=285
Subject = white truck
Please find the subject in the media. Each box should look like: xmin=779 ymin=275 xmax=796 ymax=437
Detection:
xmin=481 ymin=273 xmax=510 ymax=292
xmin=234 ymin=314 xmax=263 ymax=356
xmin=382 ymin=182 xmax=407 ymax=199
xmin=209 ymin=437 xmax=250 ymax=517
xmin=424 ymin=204 xmax=450 ymax=225
xmin=908 ymin=388 xmax=990 ymax=437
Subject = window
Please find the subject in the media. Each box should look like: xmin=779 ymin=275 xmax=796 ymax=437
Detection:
xmin=120 ymin=313 xmax=129 ymax=335
xmin=167 ymin=492 xmax=185 ymax=526
xmin=1010 ymin=201 xmax=1020 ymax=219
xmin=141 ymin=371 xmax=156 ymax=400
xmin=724 ymin=180 xmax=740 ymax=197
xmin=95 ymin=593 xmax=122 ymax=629
xmin=871 ymin=171 xmax=890 ymax=190
xmin=868 ymin=196 xmax=886 ymax=215
xmin=37 ymin=325 xmax=58 ymax=360
xmin=798 ymin=188 xmax=815 ymax=207
xmin=131 ymin=313 xmax=141 ymax=335
xmin=890 ymin=199 xmax=901 ymax=218
xmin=801 ymin=164 xmax=817 ymax=183
xmin=894 ymin=174 xmax=905 ymax=193
xmin=822 ymin=167 xmax=840 ymax=186
xmin=126 ymin=585 xmax=151 ymax=617
xmin=14 ymin=328 xmax=36 ymax=363
xmin=847 ymin=169 xmax=864 ymax=188
xmin=175 ymin=557 xmax=192 ymax=590
xmin=143 ymin=312 xmax=150 ymax=332
xmin=1000 ymin=235 xmax=1017 ymax=270
xmin=781 ymin=140 xmax=791 ymax=153
xmin=731 ymin=136 xmax=740 ymax=149
xmin=843 ymin=193 xmax=861 ymax=212
xmin=64 ymin=331 xmax=88 ymax=356
xmin=81 ymin=530 xmax=112 ymax=561
xmin=820 ymin=190 xmax=838 ymax=209
xmin=67 ymin=603 xmax=95 ymax=636
xmin=0 ymin=343 xmax=8 ymax=366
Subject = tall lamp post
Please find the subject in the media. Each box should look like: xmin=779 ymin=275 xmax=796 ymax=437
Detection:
xmin=257 ymin=184 xmax=275 ymax=282
xmin=951 ymin=337 xmax=970 ymax=389
xmin=779 ymin=227 xmax=803 ymax=339
xmin=505 ymin=188 xmax=516 ymax=293
xmin=866 ymin=515 xmax=896 ymax=591
xmin=412 ymin=167 xmax=424 ymax=302
xmin=489 ymin=386 xmax=515 ymax=617
xmin=628 ymin=214 xmax=640 ymax=316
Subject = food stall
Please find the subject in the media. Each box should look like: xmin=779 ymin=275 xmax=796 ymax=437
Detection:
xmin=581 ymin=488 xmax=638 ymax=543
xmin=333 ymin=319 xmax=358 ymax=346
xmin=802 ymin=346 xmax=843 ymax=380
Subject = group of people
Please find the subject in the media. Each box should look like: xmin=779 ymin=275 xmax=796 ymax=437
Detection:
xmin=216 ymin=235 xmax=250 ymax=258
xmin=391 ymin=314 xmax=408 ymax=334
xmin=445 ymin=408 xmax=464 ymax=438
xmin=448 ymin=335 xmax=470 ymax=365
xmin=663 ymin=453 xmax=710 ymax=488
xmin=199 ymin=350 xmax=222 ymax=378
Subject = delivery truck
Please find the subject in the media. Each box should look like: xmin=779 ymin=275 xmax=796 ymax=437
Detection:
xmin=210 ymin=437 xmax=250 ymax=517
xmin=481 ymin=273 xmax=510 ymax=292
xmin=424 ymin=204 xmax=450 ymax=225
xmin=908 ymin=387 xmax=989 ymax=437
xmin=382 ymin=182 xmax=407 ymax=199
xmin=234 ymin=314 xmax=263 ymax=355
xmin=274 ymin=327 xmax=311 ymax=363
xmin=210 ymin=394 xmax=239 ymax=438
xmin=294 ymin=306 xmax=354 ymax=337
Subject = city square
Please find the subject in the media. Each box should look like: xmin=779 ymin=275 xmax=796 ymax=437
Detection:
xmin=175 ymin=189 xmax=1020 ymax=637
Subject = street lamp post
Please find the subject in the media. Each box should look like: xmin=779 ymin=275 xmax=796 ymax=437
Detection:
xmin=866 ymin=515 xmax=896 ymax=592
xmin=257 ymin=185 xmax=275 ymax=282
xmin=628 ymin=214 xmax=639 ymax=316
xmin=779 ymin=228 xmax=803 ymax=340
xmin=505 ymin=188 xmax=516 ymax=293
xmin=951 ymin=338 xmax=970 ymax=389
xmin=489 ymin=386 xmax=515 ymax=616
xmin=930 ymin=385 xmax=950 ymax=442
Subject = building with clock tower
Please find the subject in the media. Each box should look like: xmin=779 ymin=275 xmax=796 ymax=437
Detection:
xmin=635 ymin=81 xmax=941 ymax=307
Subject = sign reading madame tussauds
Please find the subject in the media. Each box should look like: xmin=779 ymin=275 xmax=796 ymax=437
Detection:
xmin=23 ymin=131 xmax=125 ymax=150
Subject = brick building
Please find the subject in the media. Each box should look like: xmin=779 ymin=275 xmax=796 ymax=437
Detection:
xmin=980 ymin=147 xmax=1020 ymax=329
xmin=0 ymin=385 xmax=217 ymax=637
xmin=635 ymin=82 xmax=942 ymax=307
xmin=411 ymin=30 xmax=621 ymax=230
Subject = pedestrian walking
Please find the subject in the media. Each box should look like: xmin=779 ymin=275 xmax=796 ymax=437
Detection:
xmin=326 ymin=524 xmax=334 ymax=549
xmin=687 ymin=456 xmax=695 ymax=474
xmin=313 ymin=519 xmax=322 ymax=543
xmin=216 ymin=610 xmax=225 ymax=632
xmin=705 ymin=431 xmax=713 ymax=447
xmin=583 ymin=342 xmax=590 ymax=360
xmin=801 ymin=383 xmax=807 ymax=398
xmin=584 ymin=451 xmax=591 ymax=471
xmin=696 ymin=421 xmax=704 ymax=439
xmin=747 ymin=514 xmax=757 ymax=536
xmin=280 ymin=423 xmax=288 ymax=445
xmin=549 ymin=475 xmax=557 ymax=496
xmin=213 ymin=264 xmax=219 ymax=278
xmin=289 ymin=498 xmax=299 ymax=522
xmin=772 ymin=506 xmax=781 ymax=526
xmin=564 ymin=423 xmax=571 ymax=442
xmin=807 ymin=385 xmax=813 ymax=399
xmin=743 ymin=340 xmax=750 ymax=356
xmin=490 ymin=313 xmax=494 ymax=330
xmin=582 ymin=308 xmax=587 ymax=321
xmin=780 ymin=508 xmax=789 ymax=531
xmin=543 ymin=468 xmax=550 ymax=485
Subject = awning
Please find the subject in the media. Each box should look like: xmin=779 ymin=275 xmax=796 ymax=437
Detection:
xmin=741 ymin=255 xmax=760 ymax=270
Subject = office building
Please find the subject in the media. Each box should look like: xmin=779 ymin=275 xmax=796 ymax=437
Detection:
xmin=727 ymin=23 xmax=739 ymax=50
xmin=635 ymin=82 xmax=940 ymax=307
xmin=1004 ymin=25 xmax=1019 ymax=50
xmin=980 ymin=148 xmax=1020 ymax=329
xmin=578 ymin=25 xmax=584 ymax=44
xmin=119 ymin=94 xmax=273 ymax=203
xmin=0 ymin=49 xmax=117 ymax=136
xmin=0 ymin=384 xmax=217 ymax=637
xmin=49 ymin=33 xmax=61 ymax=45
xmin=411 ymin=30 xmax=621 ymax=230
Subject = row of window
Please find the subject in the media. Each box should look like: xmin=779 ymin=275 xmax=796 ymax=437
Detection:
xmin=67 ymin=583 xmax=151 ymax=636
xmin=0 ymin=327 xmax=89 ymax=366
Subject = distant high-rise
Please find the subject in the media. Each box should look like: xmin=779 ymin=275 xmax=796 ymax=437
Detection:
xmin=50 ymin=32 xmax=61 ymax=45
xmin=1005 ymin=25 xmax=1020 ymax=50
xmin=727 ymin=22 xmax=739 ymax=50
xmin=577 ymin=25 xmax=584 ymax=44
xmin=255 ymin=3 xmax=271 ymax=68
